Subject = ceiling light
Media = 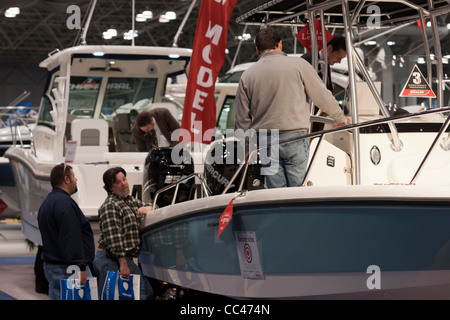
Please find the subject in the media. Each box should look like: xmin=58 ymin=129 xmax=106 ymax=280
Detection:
xmin=102 ymin=32 xmax=112 ymax=39
xmin=8 ymin=7 xmax=20 ymax=15
xmin=143 ymin=10 xmax=153 ymax=19
xmin=169 ymin=53 xmax=180 ymax=59
xmin=93 ymin=52 xmax=105 ymax=57
xmin=159 ymin=15 xmax=169 ymax=23
xmin=5 ymin=7 xmax=20 ymax=18
xmin=103 ymin=28 xmax=117 ymax=39
xmin=417 ymin=57 xmax=426 ymax=64
xmin=165 ymin=11 xmax=176 ymax=20
xmin=365 ymin=40 xmax=377 ymax=46
xmin=107 ymin=29 xmax=117 ymax=37
xmin=136 ymin=13 xmax=146 ymax=22
xmin=387 ymin=41 xmax=395 ymax=46
xmin=124 ymin=30 xmax=138 ymax=40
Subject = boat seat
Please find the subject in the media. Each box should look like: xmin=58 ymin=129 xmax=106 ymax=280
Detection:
xmin=70 ymin=118 xmax=109 ymax=162
xmin=112 ymin=113 xmax=137 ymax=152
xmin=356 ymin=81 xmax=381 ymax=116
xmin=387 ymin=154 xmax=450 ymax=185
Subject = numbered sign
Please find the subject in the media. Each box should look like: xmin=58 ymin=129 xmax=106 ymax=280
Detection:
xmin=399 ymin=64 xmax=436 ymax=97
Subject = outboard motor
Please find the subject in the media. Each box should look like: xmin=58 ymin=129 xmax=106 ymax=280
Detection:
xmin=204 ymin=139 xmax=264 ymax=195
xmin=144 ymin=147 xmax=195 ymax=208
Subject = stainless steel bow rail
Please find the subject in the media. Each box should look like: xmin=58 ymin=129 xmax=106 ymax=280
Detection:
xmin=151 ymin=172 xmax=212 ymax=208
xmin=0 ymin=106 xmax=37 ymax=155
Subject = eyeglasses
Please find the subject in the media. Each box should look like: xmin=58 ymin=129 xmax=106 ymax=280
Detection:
xmin=61 ymin=162 xmax=69 ymax=178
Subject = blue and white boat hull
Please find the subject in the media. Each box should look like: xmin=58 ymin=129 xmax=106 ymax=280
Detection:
xmin=139 ymin=185 xmax=450 ymax=299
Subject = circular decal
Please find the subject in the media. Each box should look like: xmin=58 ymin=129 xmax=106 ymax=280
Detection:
xmin=244 ymin=243 xmax=252 ymax=263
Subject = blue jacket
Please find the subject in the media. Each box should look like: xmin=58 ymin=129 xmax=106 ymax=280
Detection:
xmin=38 ymin=188 xmax=94 ymax=271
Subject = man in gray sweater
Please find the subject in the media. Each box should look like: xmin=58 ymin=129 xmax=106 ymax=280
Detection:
xmin=235 ymin=27 xmax=349 ymax=188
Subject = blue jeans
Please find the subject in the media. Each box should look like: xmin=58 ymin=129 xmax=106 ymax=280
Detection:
xmin=259 ymin=130 xmax=309 ymax=188
xmin=43 ymin=262 xmax=93 ymax=300
xmin=92 ymin=250 xmax=154 ymax=300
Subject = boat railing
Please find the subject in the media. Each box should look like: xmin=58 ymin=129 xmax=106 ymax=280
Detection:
xmin=221 ymin=107 xmax=450 ymax=192
xmin=0 ymin=105 xmax=38 ymax=127
xmin=151 ymin=172 xmax=212 ymax=208
xmin=0 ymin=106 xmax=38 ymax=153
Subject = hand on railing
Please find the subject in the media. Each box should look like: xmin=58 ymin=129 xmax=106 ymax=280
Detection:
xmin=334 ymin=117 xmax=351 ymax=128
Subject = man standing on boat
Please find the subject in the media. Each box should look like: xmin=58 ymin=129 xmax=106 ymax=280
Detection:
xmin=302 ymin=36 xmax=347 ymax=92
xmin=302 ymin=36 xmax=347 ymax=132
xmin=131 ymin=108 xmax=180 ymax=152
xmin=235 ymin=27 xmax=350 ymax=189
xmin=93 ymin=167 xmax=154 ymax=300
xmin=38 ymin=163 xmax=95 ymax=300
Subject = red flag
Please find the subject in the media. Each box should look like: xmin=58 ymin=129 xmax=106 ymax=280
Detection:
xmin=180 ymin=0 xmax=237 ymax=145
xmin=416 ymin=20 xmax=427 ymax=31
xmin=295 ymin=18 xmax=333 ymax=53
xmin=0 ymin=199 xmax=7 ymax=215
xmin=217 ymin=199 xmax=233 ymax=238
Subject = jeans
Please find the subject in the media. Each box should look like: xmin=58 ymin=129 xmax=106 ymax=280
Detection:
xmin=93 ymin=250 xmax=154 ymax=300
xmin=259 ymin=130 xmax=309 ymax=188
xmin=43 ymin=262 xmax=93 ymax=300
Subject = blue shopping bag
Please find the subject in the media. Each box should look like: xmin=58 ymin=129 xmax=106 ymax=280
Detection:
xmin=118 ymin=274 xmax=140 ymax=300
xmin=61 ymin=278 xmax=98 ymax=300
xmin=101 ymin=270 xmax=141 ymax=300
xmin=74 ymin=278 xmax=97 ymax=300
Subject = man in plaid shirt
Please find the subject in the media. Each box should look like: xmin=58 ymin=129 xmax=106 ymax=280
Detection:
xmin=93 ymin=167 xmax=154 ymax=300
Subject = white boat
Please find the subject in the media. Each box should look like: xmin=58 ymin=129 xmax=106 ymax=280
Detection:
xmin=137 ymin=0 xmax=450 ymax=299
xmin=4 ymin=44 xmax=192 ymax=244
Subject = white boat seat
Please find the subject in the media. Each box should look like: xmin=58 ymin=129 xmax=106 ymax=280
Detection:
xmin=70 ymin=118 xmax=109 ymax=161
xmin=71 ymin=118 xmax=108 ymax=146
xmin=387 ymin=154 xmax=450 ymax=185
xmin=356 ymin=81 xmax=381 ymax=116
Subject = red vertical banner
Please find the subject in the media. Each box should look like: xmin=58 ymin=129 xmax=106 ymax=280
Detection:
xmin=180 ymin=0 xmax=237 ymax=145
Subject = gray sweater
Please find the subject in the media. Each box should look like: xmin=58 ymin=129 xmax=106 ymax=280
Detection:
xmin=235 ymin=50 xmax=346 ymax=132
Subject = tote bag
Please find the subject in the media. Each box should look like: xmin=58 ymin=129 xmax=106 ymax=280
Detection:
xmin=60 ymin=278 xmax=98 ymax=300
xmin=101 ymin=270 xmax=140 ymax=300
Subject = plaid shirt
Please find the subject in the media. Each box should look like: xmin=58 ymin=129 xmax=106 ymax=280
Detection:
xmin=98 ymin=192 xmax=148 ymax=258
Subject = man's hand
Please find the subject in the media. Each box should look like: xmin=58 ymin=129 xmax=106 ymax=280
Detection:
xmin=137 ymin=205 xmax=152 ymax=217
xmin=118 ymin=257 xmax=130 ymax=279
xmin=334 ymin=117 xmax=351 ymax=128
xmin=79 ymin=270 xmax=87 ymax=285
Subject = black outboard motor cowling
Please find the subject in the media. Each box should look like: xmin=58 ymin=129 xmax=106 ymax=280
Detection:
xmin=144 ymin=147 xmax=194 ymax=208
xmin=204 ymin=139 xmax=264 ymax=195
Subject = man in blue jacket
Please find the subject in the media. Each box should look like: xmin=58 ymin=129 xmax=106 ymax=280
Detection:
xmin=38 ymin=163 xmax=95 ymax=300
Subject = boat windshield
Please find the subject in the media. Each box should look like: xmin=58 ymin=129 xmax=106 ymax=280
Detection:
xmin=38 ymin=74 xmax=158 ymax=129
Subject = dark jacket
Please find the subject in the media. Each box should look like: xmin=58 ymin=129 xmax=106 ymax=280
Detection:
xmin=131 ymin=108 xmax=180 ymax=152
xmin=301 ymin=52 xmax=333 ymax=92
xmin=37 ymin=188 xmax=94 ymax=271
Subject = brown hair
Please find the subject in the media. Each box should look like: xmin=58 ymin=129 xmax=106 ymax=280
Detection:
xmin=102 ymin=167 xmax=126 ymax=192
xmin=135 ymin=111 xmax=152 ymax=127
xmin=50 ymin=163 xmax=72 ymax=188
xmin=255 ymin=27 xmax=281 ymax=52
